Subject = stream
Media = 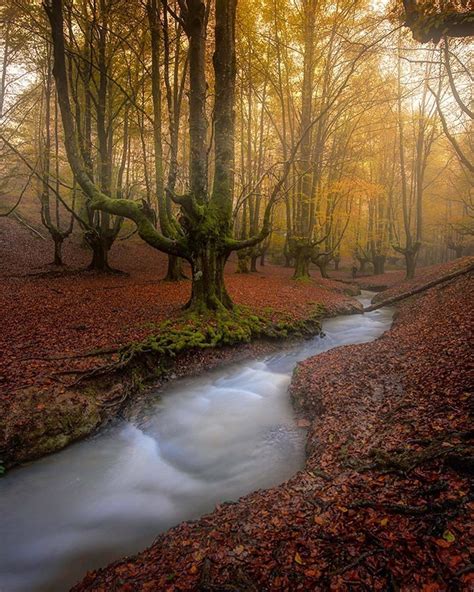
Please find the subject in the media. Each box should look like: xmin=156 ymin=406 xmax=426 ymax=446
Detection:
xmin=0 ymin=292 xmax=393 ymax=592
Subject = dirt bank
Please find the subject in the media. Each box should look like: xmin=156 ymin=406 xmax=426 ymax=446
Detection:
xmin=73 ymin=264 xmax=473 ymax=591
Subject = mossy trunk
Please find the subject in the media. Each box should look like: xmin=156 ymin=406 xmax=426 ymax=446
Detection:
xmin=358 ymin=258 xmax=369 ymax=273
xmin=187 ymin=247 xmax=232 ymax=312
xmin=293 ymin=245 xmax=312 ymax=280
xmin=236 ymin=250 xmax=250 ymax=273
xmin=165 ymin=255 xmax=187 ymax=281
xmin=316 ymin=258 xmax=330 ymax=279
xmin=250 ymin=253 xmax=258 ymax=272
xmin=373 ymin=254 xmax=386 ymax=276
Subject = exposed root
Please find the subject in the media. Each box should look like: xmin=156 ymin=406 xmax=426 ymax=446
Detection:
xmin=51 ymin=305 xmax=325 ymax=386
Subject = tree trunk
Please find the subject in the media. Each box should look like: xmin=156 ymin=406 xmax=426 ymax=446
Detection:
xmin=373 ymin=254 xmax=386 ymax=275
xmin=316 ymin=259 xmax=330 ymax=279
xmin=250 ymin=253 xmax=258 ymax=272
xmin=236 ymin=250 xmax=250 ymax=273
xmin=364 ymin=262 xmax=474 ymax=313
xmin=293 ymin=244 xmax=312 ymax=280
xmin=334 ymin=257 xmax=340 ymax=271
xmin=86 ymin=233 xmax=112 ymax=272
xmin=165 ymin=255 xmax=186 ymax=281
xmin=187 ymin=248 xmax=232 ymax=312
xmin=260 ymin=250 xmax=265 ymax=267
xmin=405 ymin=250 xmax=417 ymax=280
xmin=53 ymin=236 xmax=64 ymax=266
xmin=450 ymin=245 xmax=464 ymax=259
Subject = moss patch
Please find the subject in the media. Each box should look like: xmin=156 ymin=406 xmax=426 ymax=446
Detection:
xmin=113 ymin=305 xmax=325 ymax=371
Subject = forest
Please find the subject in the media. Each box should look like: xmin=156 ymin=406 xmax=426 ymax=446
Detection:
xmin=0 ymin=0 xmax=473 ymax=591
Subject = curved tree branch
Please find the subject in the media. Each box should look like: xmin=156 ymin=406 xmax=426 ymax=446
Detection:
xmin=443 ymin=39 xmax=474 ymax=120
xmin=429 ymin=87 xmax=474 ymax=174
xmin=43 ymin=0 xmax=187 ymax=258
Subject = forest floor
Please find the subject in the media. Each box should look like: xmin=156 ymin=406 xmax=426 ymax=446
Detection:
xmin=2 ymin=217 xmax=471 ymax=470
xmin=1 ymin=217 xmax=360 ymax=466
xmin=71 ymin=257 xmax=473 ymax=592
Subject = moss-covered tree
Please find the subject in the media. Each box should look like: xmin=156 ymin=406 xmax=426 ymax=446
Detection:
xmin=45 ymin=0 xmax=274 ymax=311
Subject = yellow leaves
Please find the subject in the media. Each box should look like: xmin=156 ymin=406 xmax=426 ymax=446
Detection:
xmin=294 ymin=552 xmax=304 ymax=565
xmin=380 ymin=517 xmax=389 ymax=527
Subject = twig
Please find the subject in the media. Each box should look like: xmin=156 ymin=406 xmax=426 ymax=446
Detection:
xmin=329 ymin=550 xmax=382 ymax=576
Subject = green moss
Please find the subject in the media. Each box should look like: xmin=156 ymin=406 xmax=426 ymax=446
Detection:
xmin=115 ymin=304 xmax=325 ymax=370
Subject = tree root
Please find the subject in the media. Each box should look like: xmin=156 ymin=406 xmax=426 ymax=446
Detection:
xmin=365 ymin=429 xmax=473 ymax=474
xmin=198 ymin=558 xmax=258 ymax=592
xmin=23 ymin=346 xmax=121 ymax=362
xmin=49 ymin=306 xmax=325 ymax=386
xmin=349 ymin=496 xmax=470 ymax=517
xmin=329 ymin=550 xmax=382 ymax=576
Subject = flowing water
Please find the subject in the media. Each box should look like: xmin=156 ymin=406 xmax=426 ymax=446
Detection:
xmin=0 ymin=292 xmax=393 ymax=592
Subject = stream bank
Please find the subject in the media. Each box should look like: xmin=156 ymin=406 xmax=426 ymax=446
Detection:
xmin=72 ymin=270 xmax=473 ymax=591
xmin=1 ymin=295 xmax=361 ymax=469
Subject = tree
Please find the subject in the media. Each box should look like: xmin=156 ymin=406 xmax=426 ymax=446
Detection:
xmin=45 ymin=0 xmax=274 ymax=311
xmin=393 ymin=46 xmax=437 ymax=279
xmin=38 ymin=46 xmax=74 ymax=265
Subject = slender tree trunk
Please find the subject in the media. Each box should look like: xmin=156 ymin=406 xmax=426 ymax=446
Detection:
xmin=53 ymin=236 xmax=64 ymax=266
xmin=453 ymin=245 xmax=464 ymax=259
xmin=405 ymin=250 xmax=417 ymax=280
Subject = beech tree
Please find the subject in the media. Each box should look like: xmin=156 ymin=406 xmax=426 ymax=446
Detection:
xmin=38 ymin=46 xmax=75 ymax=265
xmin=393 ymin=46 xmax=437 ymax=279
xmin=45 ymin=0 xmax=275 ymax=311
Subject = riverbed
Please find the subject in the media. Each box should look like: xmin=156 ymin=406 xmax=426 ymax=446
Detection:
xmin=0 ymin=292 xmax=393 ymax=592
